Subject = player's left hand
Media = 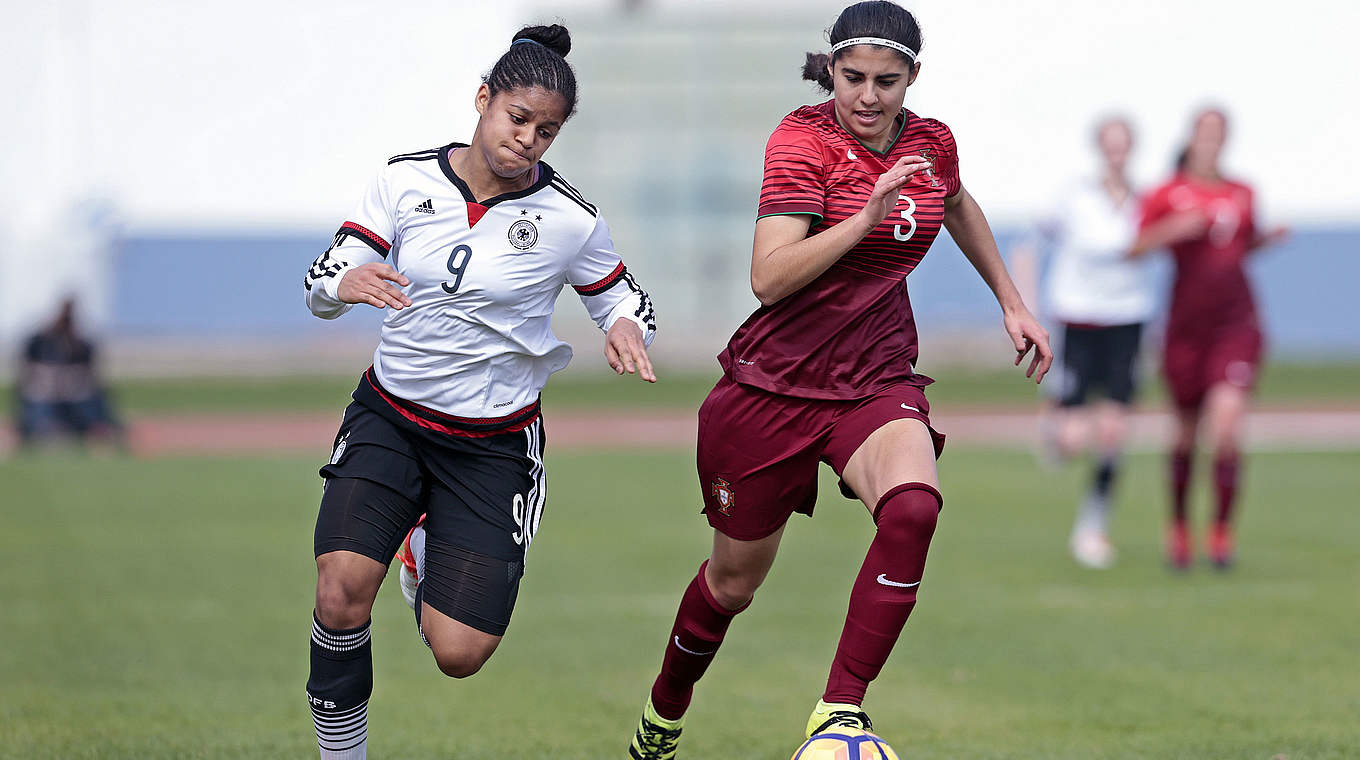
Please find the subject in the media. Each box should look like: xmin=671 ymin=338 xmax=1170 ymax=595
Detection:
xmin=1264 ymin=225 xmax=1290 ymax=246
xmin=1003 ymin=307 xmax=1053 ymax=384
xmin=605 ymin=319 xmax=656 ymax=383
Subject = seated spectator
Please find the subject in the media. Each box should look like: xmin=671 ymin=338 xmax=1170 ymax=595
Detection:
xmin=15 ymin=298 xmax=124 ymax=449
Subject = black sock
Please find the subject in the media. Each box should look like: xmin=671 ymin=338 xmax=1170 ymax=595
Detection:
xmin=1092 ymin=455 xmax=1118 ymax=502
xmin=306 ymin=613 xmax=372 ymax=758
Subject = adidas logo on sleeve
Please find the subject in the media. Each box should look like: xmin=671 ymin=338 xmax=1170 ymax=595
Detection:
xmin=414 ymin=198 xmax=436 ymax=214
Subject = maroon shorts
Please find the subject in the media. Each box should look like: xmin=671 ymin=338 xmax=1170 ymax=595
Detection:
xmin=697 ymin=376 xmax=945 ymax=541
xmin=1163 ymin=324 xmax=1264 ymax=411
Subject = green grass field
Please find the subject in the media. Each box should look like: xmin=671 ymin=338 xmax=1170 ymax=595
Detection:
xmin=3 ymin=361 xmax=1357 ymax=417
xmin=3 ymin=447 xmax=1357 ymax=759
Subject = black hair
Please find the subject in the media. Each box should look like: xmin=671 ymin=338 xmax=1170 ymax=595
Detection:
xmin=484 ymin=24 xmax=578 ymax=120
xmin=802 ymin=1 xmax=923 ymax=93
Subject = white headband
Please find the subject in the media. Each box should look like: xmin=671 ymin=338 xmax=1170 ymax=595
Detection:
xmin=829 ymin=36 xmax=918 ymax=62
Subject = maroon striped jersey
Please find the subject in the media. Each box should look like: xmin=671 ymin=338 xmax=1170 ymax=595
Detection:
xmin=1139 ymin=173 xmax=1259 ymax=335
xmin=718 ymin=100 xmax=961 ymax=399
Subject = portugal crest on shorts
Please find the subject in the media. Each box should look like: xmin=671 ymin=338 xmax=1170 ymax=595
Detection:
xmin=711 ymin=477 xmax=735 ymax=515
xmin=508 ymin=219 xmax=538 ymax=251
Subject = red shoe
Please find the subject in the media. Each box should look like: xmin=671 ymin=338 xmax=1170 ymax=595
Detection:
xmin=1208 ymin=523 xmax=1235 ymax=569
xmin=1166 ymin=520 xmax=1192 ymax=570
xmin=395 ymin=514 xmax=426 ymax=608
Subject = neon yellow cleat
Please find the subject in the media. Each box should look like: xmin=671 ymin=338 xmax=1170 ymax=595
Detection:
xmin=628 ymin=697 xmax=684 ymax=759
xmin=805 ymin=698 xmax=874 ymax=738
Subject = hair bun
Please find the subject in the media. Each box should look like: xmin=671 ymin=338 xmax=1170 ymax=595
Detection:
xmin=802 ymin=52 xmax=833 ymax=93
xmin=513 ymin=24 xmax=571 ymax=58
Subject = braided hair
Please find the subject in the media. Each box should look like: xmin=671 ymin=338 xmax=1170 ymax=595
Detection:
xmin=485 ymin=24 xmax=578 ymax=120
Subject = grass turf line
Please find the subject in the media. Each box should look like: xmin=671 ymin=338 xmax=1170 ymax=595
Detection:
xmin=2 ymin=361 xmax=1359 ymax=417
xmin=1 ymin=449 xmax=1357 ymax=758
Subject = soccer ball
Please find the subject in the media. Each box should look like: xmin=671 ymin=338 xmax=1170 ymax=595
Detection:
xmin=791 ymin=727 xmax=900 ymax=760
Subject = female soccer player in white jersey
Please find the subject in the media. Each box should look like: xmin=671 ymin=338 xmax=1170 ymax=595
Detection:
xmin=1011 ymin=117 xmax=1155 ymax=569
xmin=301 ymin=25 xmax=656 ymax=760
xmin=628 ymin=3 xmax=1050 ymax=758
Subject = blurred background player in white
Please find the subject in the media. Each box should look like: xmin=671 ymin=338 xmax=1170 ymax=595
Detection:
xmin=300 ymin=24 xmax=656 ymax=760
xmin=1011 ymin=117 xmax=1154 ymax=569
xmin=1131 ymin=108 xmax=1286 ymax=570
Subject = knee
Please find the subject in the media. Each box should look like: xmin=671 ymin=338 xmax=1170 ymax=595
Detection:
xmin=874 ymin=484 xmax=941 ymax=541
xmin=704 ymin=564 xmax=761 ymax=611
xmin=315 ymin=566 xmax=377 ymax=627
xmin=431 ymin=646 xmax=492 ymax=679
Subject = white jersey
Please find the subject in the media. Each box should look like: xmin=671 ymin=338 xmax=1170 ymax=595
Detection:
xmin=305 ymin=144 xmax=656 ymax=419
xmin=1034 ymin=177 xmax=1155 ymax=326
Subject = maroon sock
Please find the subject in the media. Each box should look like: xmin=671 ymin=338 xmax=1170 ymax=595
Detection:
xmin=649 ymin=560 xmax=748 ymax=720
xmin=823 ymin=483 xmax=942 ymax=706
xmin=1213 ymin=452 xmax=1241 ymax=525
xmin=1170 ymin=447 xmax=1193 ymax=523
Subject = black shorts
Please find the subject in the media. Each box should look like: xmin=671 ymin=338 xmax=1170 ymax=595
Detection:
xmin=314 ymin=370 xmax=546 ymax=635
xmin=1055 ymin=322 xmax=1145 ymax=407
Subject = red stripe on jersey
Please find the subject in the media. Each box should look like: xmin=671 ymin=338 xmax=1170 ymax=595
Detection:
xmin=364 ymin=368 xmax=540 ymax=438
xmin=340 ymin=221 xmax=392 ymax=253
xmin=573 ymin=261 xmax=626 ymax=296
xmin=467 ymin=202 xmax=489 ymax=227
xmin=724 ymin=100 xmax=961 ymax=399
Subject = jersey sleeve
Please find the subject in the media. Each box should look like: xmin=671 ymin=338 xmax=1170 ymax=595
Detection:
xmin=304 ymin=165 xmax=398 ymax=319
xmin=1138 ymin=182 xmax=1175 ymax=230
xmin=567 ymin=214 xmax=657 ymax=345
xmin=757 ymin=120 xmax=827 ymax=221
xmin=925 ymin=118 xmax=963 ymax=198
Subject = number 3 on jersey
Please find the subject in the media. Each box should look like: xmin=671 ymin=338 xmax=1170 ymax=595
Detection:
xmin=893 ymin=194 xmax=917 ymax=242
xmin=442 ymin=244 xmax=473 ymax=294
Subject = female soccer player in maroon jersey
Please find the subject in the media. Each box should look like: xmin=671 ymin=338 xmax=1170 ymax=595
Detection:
xmin=1131 ymin=108 xmax=1286 ymax=569
xmin=628 ymin=3 xmax=1051 ymax=757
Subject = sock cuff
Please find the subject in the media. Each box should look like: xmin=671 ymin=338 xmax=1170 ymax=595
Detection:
xmin=874 ymin=482 xmax=943 ymax=522
xmin=695 ymin=560 xmax=750 ymax=616
xmin=1213 ymin=452 xmax=1241 ymax=468
xmin=312 ymin=613 xmax=372 ymax=654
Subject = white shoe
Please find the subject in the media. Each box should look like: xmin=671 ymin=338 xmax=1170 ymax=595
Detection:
xmin=394 ymin=518 xmax=426 ymax=610
xmin=1070 ymin=527 xmax=1116 ymax=569
xmin=399 ymin=562 xmax=419 ymax=609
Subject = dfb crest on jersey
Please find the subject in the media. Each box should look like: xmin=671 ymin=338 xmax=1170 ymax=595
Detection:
xmin=508 ymin=219 xmax=539 ymax=251
xmin=711 ymin=477 xmax=735 ymax=515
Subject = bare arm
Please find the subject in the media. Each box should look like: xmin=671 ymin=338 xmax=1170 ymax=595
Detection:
xmin=751 ymin=155 xmax=930 ymax=306
xmin=1250 ymin=225 xmax=1289 ymax=254
xmin=1128 ymin=210 xmax=1208 ymax=258
xmin=943 ymin=188 xmax=1053 ymax=382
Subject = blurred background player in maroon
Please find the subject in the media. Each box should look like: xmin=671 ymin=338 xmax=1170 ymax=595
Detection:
xmin=627 ymin=3 xmax=1052 ymax=757
xmin=1011 ymin=117 xmax=1154 ymax=569
xmin=14 ymin=296 xmax=124 ymax=451
xmin=1131 ymin=107 xmax=1287 ymax=569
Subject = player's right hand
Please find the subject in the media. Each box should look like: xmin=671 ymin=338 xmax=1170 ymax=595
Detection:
xmin=1164 ymin=209 xmax=1211 ymax=242
xmin=861 ymin=155 xmax=931 ymax=225
xmin=338 ymin=263 xmax=412 ymax=310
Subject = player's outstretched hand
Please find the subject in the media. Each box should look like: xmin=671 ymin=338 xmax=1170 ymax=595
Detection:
xmin=862 ymin=155 xmax=931 ymax=225
xmin=338 ymin=263 xmax=412 ymax=310
xmin=605 ymin=319 xmax=656 ymax=383
xmin=1004 ymin=306 xmax=1053 ymax=384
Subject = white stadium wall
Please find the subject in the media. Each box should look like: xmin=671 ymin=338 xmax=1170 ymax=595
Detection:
xmin=1 ymin=0 xmax=1357 ymax=371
